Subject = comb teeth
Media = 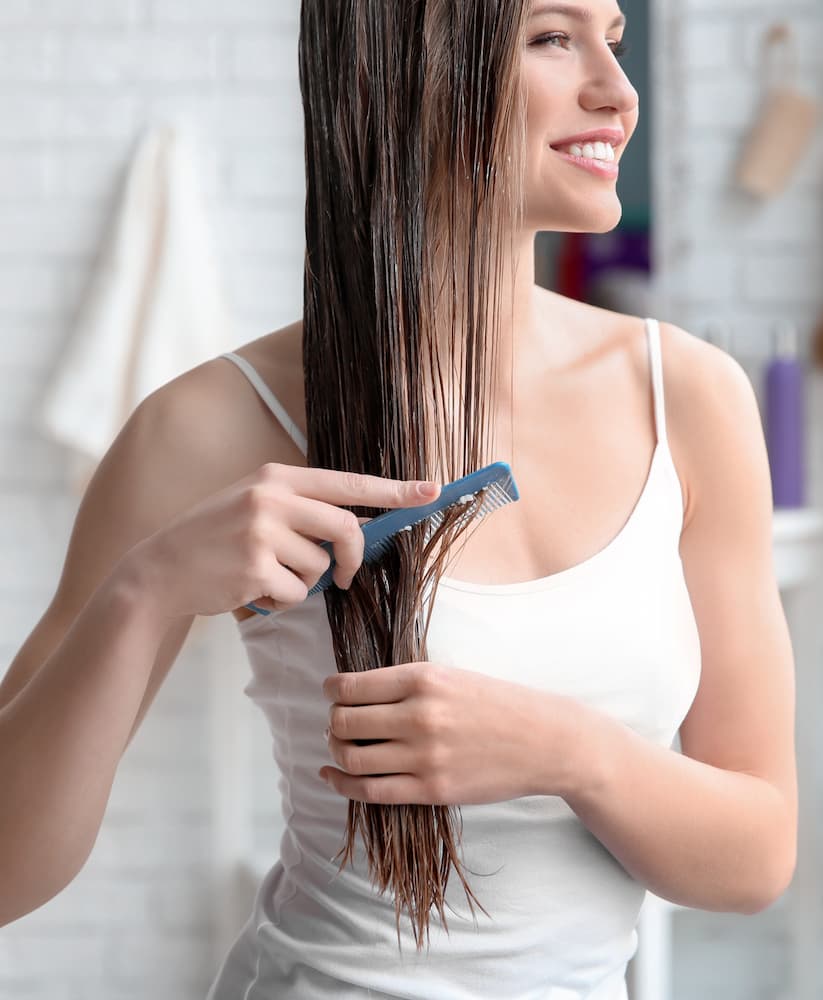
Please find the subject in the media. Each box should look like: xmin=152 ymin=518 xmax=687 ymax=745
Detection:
xmin=424 ymin=482 xmax=509 ymax=533
xmin=363 ymin=476 xmax=517 ymax=563
xmin=305 ymin=462 xmax=519 ymax=597
xmin=364 ymin=534 xmax=401 ymax=562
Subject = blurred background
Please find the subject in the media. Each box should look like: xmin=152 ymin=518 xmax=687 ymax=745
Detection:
xmin=0 ymin=1 xmax=822 ymax=998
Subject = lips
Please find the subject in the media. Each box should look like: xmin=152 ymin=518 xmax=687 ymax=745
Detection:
xmin=550 ymin=128 xmax=625 ymax=150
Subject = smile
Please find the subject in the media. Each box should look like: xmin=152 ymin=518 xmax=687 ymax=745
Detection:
xmin=551 ymin=146 xmax=620 ymax=179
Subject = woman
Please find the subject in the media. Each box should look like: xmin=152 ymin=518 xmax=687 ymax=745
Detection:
xmin=0 ymin=0 xmax=796 ymax=997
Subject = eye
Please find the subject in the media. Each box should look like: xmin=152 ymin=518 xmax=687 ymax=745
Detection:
xmin=530 ymin=31 xmax=571 ymax=50
xmin=529 ymin=32 xmax=630 ymax=61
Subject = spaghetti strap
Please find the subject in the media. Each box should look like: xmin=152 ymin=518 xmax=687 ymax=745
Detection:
xmin=644 ymin=317 xmax=667 ymax=446
xmin=220 ymin=352 xmax=308 ymax=457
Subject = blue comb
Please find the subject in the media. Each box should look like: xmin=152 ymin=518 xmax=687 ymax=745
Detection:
xmin=245 ymin=461 xmax=518 ymax=613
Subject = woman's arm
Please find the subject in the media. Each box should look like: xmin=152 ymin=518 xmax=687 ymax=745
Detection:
xmin=552 ymin=324 xmax=796 ymax=914
xmin=0 ymin=359 xmax=283 ymax=923
xmin=0 ymin=388 xmax=206 ymax=925
xmin=0 ymin=563 xmax=185 ymax=926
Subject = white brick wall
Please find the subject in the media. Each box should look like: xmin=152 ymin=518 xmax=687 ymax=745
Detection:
xmin=0 ymin=1 xmax=303 ymax=997
xmin=654 ymin=0 xmax=823 ymax=363
xmin=1 ymin=1 xmax=821 ymax=999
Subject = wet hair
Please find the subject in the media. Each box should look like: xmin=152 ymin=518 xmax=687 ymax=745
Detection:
xmin=299 ymin=0 xmax=528 ymax=950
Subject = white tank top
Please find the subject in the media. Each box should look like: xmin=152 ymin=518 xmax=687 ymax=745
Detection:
xmin=207 ymin=317 xmax=701 ymax=1000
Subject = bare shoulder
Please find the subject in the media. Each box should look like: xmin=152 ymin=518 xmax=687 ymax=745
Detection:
xmin=656 ymin=319 xmax=767 ymax=531
xmin=658 ymin=318 xmax=757 ymax=415
xmin=50 ymin=320 xmax=307 ymax=618
xmin=136 ymin=319 xmax=305 ymax=490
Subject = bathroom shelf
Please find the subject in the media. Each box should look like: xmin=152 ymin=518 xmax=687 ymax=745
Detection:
xmin=772 ymin=507 xmax=823 ymax=588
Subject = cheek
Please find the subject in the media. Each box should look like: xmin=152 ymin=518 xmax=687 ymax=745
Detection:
xmin=523 ymin=64 xmax=571 ymax=149
xmin=524 ymin=88 xmax=556 ymax=161
xmin=524 ymin=72 xmax=558 ymax=122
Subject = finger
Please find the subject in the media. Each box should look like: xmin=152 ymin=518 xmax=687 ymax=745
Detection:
xmin=322 ymin=662 xmax=419 ymax=705
xmin=328 ymin=703 xmax=405 ymax=741
xmin=271 ymin=529 xmax=332 ymax=587
xmin=255 ymin=562 xmax=309 ymax=610
xmin=272 ymin=465 xmax=441 ymax=509
xmin=279 ymin=495 xmax=365 ymax=585
xmin=320 ymin=768 xmax=424 ymax=805
xmin=326 ymin=733 xmax=413 ymax=775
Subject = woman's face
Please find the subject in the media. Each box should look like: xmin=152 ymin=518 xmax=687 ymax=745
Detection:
xmin=520 ymin=0 xmax=639 ymax=234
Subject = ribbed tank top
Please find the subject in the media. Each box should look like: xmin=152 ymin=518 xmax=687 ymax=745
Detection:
xmin=207 ymin=317 xmax=702 ymax=1000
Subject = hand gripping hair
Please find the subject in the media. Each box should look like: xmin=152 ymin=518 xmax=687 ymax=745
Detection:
xmin=298 ymin=0 xmax=529 ymax=950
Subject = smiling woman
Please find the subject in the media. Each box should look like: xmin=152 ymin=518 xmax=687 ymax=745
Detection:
xmin=0 ymin=0 xmax=796 ymax=999
xmin=522 ymin=0 xmax=638 ymax=233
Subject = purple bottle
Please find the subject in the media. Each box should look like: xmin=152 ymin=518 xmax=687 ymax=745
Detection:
xmin=765 ymin=320 xmax=805 ymax=509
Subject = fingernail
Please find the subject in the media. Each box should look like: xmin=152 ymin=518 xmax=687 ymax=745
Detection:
xmin=416 ymin=481 xmax=439 ymax=497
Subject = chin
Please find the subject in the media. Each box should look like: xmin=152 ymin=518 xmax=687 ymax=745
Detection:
xmin=527 ymin=192 xmax=623 ymax=235
xmin=588 ymin=209 xmax=623 ymax=234
xmin=534 ymin=209 xmax=623 ymax=235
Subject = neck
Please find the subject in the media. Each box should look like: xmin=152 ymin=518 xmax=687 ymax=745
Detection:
xmin=488 ymin=230 xmax=540 ymax=391
xmin=422 ymin=230 xmax=552 ymax=474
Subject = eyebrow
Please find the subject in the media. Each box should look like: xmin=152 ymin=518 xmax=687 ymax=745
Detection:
xmin=529 ymin=4 xmax=627 ymax=29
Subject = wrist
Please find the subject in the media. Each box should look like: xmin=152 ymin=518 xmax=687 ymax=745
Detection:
xmin=534 ymin=693 xmax=615 ymax=804
xmin=107 ymin=540 xmax=178 ymax=629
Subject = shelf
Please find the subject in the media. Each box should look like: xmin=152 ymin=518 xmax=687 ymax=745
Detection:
xmin=772 ymin=507 xmax=823 ymax=541
xmin=773 ymin=508 xmax=823 ymax=589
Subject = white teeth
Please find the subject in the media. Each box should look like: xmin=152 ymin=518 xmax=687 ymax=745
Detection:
xmin=561 ymin=140 xmax=615 ymax=163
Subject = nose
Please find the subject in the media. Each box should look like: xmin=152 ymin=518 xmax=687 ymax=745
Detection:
xmin=579 ymin=51 xmax=639 ymax=116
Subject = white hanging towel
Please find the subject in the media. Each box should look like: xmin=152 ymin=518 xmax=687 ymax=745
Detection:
xmin=41 ymin=122 xmax=237 ymax=486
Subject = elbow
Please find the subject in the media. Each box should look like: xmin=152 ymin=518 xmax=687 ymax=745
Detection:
xmin=739 ymin=843 xmax=797 ymax=916
xmin=0 ymin=867 xmax=73 ymax=929
xmin=0 ymin=833 xmax=93 ymax=928
xmin=739 ymin=791 xmax=798 ymax=915
xmin=0 ymin=863 xmax=84 ymax=929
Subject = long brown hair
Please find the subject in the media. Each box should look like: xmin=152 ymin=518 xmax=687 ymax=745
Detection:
xmin=299 ymin=0 xmax=529 ymax=949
